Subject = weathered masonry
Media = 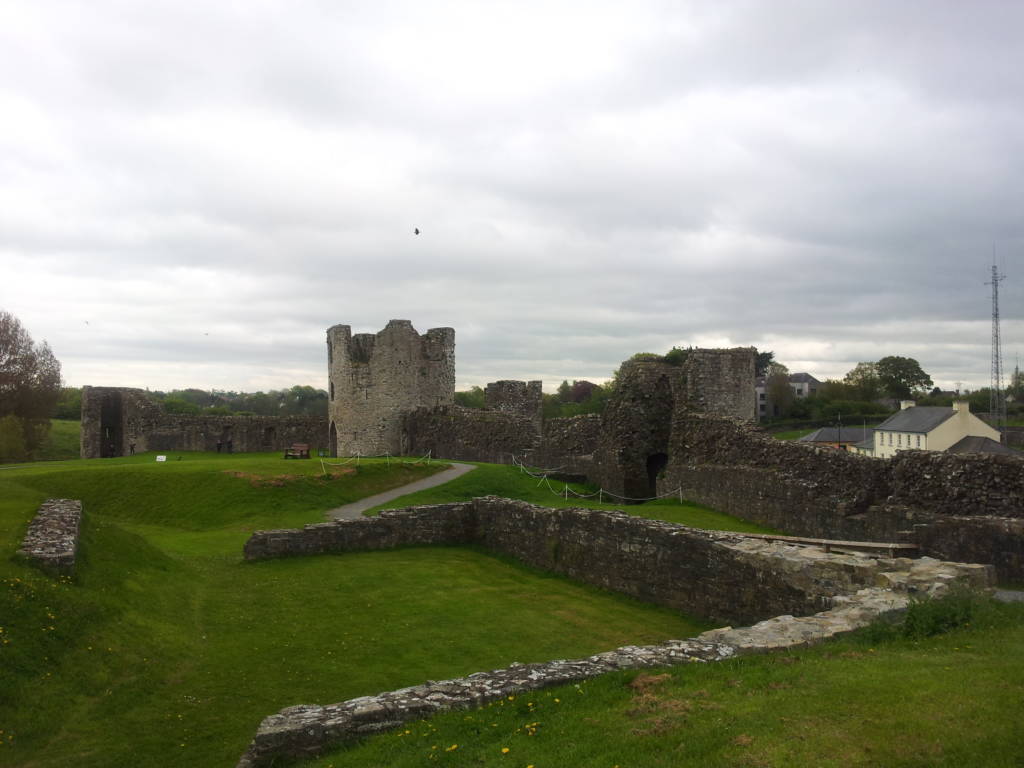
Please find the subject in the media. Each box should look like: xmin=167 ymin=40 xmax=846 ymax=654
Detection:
xmin=331 ymin=319 xmax=759 ymax=468
xmin=664 ymin=413 xmax=1024 ymax=581
xmin=17 ymin=498 xmax=82 ymax=575
xmin=80 ymin=387 xmax=327 ymax=458
xmin=326 ymin=320 xmax=455 ymax=457
xmin=237 ymin=498 xmax=993 ymax=767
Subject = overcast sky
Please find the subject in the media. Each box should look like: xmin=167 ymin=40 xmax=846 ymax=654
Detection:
xmin=2 ymin=0 xmax=1021 ymax=395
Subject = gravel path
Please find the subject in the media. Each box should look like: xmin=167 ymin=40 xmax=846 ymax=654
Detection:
xmin=325 ymin=462 xmax=476 ymax=521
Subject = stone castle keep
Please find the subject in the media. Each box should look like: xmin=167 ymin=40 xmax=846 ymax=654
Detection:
xmin=326 ymin=319 xmax=455 ymax=456
xmin=81 ymin=318 xmax=1024 ymax=581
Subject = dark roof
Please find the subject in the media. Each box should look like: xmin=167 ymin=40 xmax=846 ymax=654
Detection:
xmin=876 ymin=406 xmax=954 ymax=434
xmin=946 ymin=436 xmax=1018 ymax=456
xmin=788 ymin=372 xmax=822 ymax=385
xmin=798 ymin=426 xmax=872 ymax=444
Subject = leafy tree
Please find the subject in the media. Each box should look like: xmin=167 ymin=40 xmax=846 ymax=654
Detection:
xmin=843 ymin=362 xmax=883 ymax=402
xmin=876 ymin=356 xmax=933 ymax=400
xmin=0 ymin=311 xmax=62 ymax=456
xmin=454 ymin=386 xmax=485 ymax=409
xmin=0 ymin=414 xmax=28 ymax=462
xmin=163 ymin=397 xmax=201 ymax=414
xmin=569 ymin=380 xmax=597 ymax=403
xmin=664 ymin=346 xmax=690 ymax=367
xmin=1008 ymin=364 xmax=1024 ymax=402
xmin=765 ymin=362 xmax=794 ymax=417
xmin=755 ymin=350 xmax=774 ymax=378
xmin=556 ymin=380 xmax=572 ymax=403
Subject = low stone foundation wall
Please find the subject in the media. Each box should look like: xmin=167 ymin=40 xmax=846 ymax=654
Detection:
xmin=245 ymin=497 xmax=955 ymax=625
xmin=17 ymin=498 xmax=82 ymax=574
xmin=237 ymin=498 xmax=992 ymax=767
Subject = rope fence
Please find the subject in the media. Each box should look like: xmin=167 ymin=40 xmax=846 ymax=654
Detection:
xmin=319 ymin=450 xmax=434 ymax=474
xmin=509 ymin=454 xmax=685 ymax=504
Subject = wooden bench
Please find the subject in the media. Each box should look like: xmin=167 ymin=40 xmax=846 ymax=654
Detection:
xmin=283 ymin=443 xmax=310 ymax=459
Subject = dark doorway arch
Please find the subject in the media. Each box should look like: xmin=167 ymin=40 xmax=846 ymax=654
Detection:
xmin=329 ymin=422 xmax=338 ymax=458
xmin=646 ymin=452 xmax=668 ymax=498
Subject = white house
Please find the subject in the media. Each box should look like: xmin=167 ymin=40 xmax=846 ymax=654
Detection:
xmin=863 ymin=400 xmax=1002 ymax=459
xmin=755 ymin=372 xmax=822 ymax=419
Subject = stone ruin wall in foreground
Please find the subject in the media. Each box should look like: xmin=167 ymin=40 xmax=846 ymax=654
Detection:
xmin=237 ymin=497 xmax=993 ymax=767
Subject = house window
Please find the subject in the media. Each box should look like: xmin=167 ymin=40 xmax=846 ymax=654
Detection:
xmin=888 ymin=433 xmax=893 ymax=446
xmin=795 ymin=388 xmax=803 ymax=396
xmin=916 ymin=434 xmax=920 ymax=448
xmin=759 ymin=393 xmax=766 ymax=401
xmin=898 ymin=434 xmax=902 ymax=446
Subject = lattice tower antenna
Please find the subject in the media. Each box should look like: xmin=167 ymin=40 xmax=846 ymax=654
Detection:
xmin=986 ymin=263 xmax=1007 ymax=432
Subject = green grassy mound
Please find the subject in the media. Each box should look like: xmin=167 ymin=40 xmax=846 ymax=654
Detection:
xmin=0 ymin=454 xmax=711 ymax=767
xmin=369 ymin=462 xmax=777 ymax=534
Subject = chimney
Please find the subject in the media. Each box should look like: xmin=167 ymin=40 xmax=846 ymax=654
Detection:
xmin=900 ymin=400 xmax=916 ymax=410
xmin=952 ymin=400 xmax=969 ymax=414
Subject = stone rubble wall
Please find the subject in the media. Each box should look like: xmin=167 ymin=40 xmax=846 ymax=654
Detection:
xmin=80 ymin=386 xmax=327 ymax=458
xmin=533 ymin=414 xmax=603 ymax=474
xmin=236 ymin=499 xmax=991 ymax=768
xmin=244 ymin=498 xmax=993 ymax=625
xmin=243 ymin=503 xmax=476 ymax=560
xmin=888 ymin=450 xmax=1024 ymax=517
xmin=663 ymin=413 xmax=1024 ymax=580
xmin=484 ymin=380 xmax=543 ymax=427
xmin=400 ymin=406 xmax=541 ymax=463
xmin=17 ymin=499 xmax=82 ymax=574
xmin=682 ymin=348 xmax=757 ymax=421
xmin=237 ymin=638 xmax=737 ymax=768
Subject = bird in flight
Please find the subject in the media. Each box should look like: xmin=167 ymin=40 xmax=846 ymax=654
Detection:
xmin=414 ymin=228 xmax=420 ymax=235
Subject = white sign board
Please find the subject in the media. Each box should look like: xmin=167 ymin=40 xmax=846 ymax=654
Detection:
xmin=156 ymin=455 xmax=167 ymax=462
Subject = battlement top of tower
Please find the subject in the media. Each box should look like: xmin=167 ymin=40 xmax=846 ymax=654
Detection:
xmin=327 ymin=320 xmax=455 ymax=338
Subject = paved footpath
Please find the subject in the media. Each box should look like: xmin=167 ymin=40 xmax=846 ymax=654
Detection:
xmin=326 ymin=462 xmax=477 ymax=521
xmin=994 ymin=589 xmax=1024 ymax=603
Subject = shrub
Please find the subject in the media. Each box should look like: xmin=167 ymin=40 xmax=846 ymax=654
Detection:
xmin=0 ymin=414 xmax=28 ymax=462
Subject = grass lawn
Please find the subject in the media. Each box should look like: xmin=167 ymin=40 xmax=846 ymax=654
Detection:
xmin=368 ymin=462 xmax=777 ymax=534
xmin=0 ymin=453 xmax=710 ymax=768
xmin=34 ymin=419 xmax=81 ymax=461
xmin=770 ymin=427 xmax=817 ymax=441
xmin=311 ymin=597 xmax=1024 ymax=768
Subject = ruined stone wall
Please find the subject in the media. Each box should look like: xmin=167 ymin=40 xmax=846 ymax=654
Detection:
xmin=245 ymin=496 xmax=916 ymax=625
xmin=400 ymin=406 xmax=540 ymax=463
xmin=590 ymin=349 xmax=757 ymax=498
xmin=533 ymin=414 xmax=602 ymax=473
xmin=327 ymin=320 xmax=455 ymax=456
xmin=592 ymin=361 xmax=683 ymax=498
xmin=238 ymin=496 xmax=992 ymax=767
xmin=484 ymin=380 xmax=542 ymax=427
xmin=80 ymin=386 xmax=327 ymax=458
xmin=681 ymin=347 xmax=757 ymax=420
xmin=17 ymin=499 xmax=82 ymax=575
xmin=888 ymin=451 xmax=1024 ymax=517
xmin=662 ymin=413 xmax=1024 ymax=580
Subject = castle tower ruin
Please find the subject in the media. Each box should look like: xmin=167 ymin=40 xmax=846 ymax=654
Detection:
xmin=326 ymin=319 xmax=455 ymax=456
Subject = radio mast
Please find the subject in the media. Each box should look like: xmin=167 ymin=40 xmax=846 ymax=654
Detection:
xmin=987 ymin=263 xmax=1007 ymax=433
